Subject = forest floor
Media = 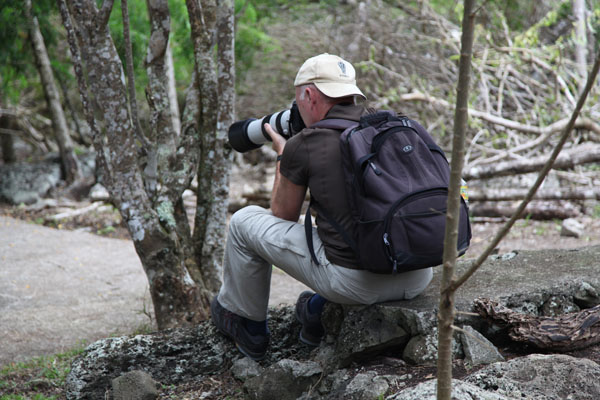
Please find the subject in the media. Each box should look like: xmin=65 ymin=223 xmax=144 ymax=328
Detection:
xmin=2 ymin=178 xmax=600 ymax=398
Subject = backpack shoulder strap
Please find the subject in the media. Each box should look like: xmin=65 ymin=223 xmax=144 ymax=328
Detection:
xmin=310 ymin=118 xmax=358 ymax=131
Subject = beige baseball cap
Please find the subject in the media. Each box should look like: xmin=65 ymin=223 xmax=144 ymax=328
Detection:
xmin=294 ymin=53 xmax=366 ymax=99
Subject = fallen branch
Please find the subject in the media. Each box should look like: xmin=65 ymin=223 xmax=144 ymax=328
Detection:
xmin=468 ymin=186 xmax=600 ymax=202
xmin=469 ymin=201 xmax=579 ymax=220
xmin=399 ymin=92 xmax=600 ymax=138
xmin=48 ymin=202 xmax=107 ymax=221
xmin=474 ymin=298 xmax=600 ymax=351
xmin=463 ymin=143 xmax=600 ymax=180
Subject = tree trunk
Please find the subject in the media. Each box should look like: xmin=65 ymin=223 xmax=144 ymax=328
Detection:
xmin=187 ymin=0 xmax=235 ymax=294
xmin=437 ymin=1 xmax=475 ymax=399
xmin=573 ymin=0 xmax=587 ymax=89
xmin=60 ymin=0 xmax=234 ymax=329
xmin=0 ymin=110 xmax=16 ymax=163
xmin=25 ymin=0 xmax=81 ymax=183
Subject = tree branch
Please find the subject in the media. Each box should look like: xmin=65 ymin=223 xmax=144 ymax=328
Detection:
xmin=121 ymin=0 xmax=150 ymax=151
xmin=96 ymin=0 xmax=115 ymax=28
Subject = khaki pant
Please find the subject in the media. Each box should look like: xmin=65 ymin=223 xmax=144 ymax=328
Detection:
xmin=218 ymin=205 xmax=433 ymax=321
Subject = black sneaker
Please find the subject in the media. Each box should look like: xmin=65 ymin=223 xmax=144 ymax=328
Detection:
xmin=210 ymin=296 xmax=269 ymax=361
xmin=295 ymin=291 xmax=325 ymax=346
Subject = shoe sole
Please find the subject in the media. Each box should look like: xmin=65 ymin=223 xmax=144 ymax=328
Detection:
xmin=298 ymin=329 xmax=321 ymax=347
xmin=235 ymin=341 xmax=266 ymax=361
xmin=212 ymin=302 xmax=267 ymax=361
xmin=295 ymin=292 xmax=322 ymax=347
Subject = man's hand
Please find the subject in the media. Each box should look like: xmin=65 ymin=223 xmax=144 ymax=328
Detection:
xmin=264 ymin=123 xmax=306 ymax=221
xmin=264 ymin=123 xmax=286 ymax=156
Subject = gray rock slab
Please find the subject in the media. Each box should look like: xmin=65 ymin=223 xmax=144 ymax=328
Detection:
xmin=394 ymin=246 xmax=600 ymax=314
xmin=0 ymin=216 xmax=152 ymax=366
xmin=465 ymin=353 xmax=600 ymax=399
xmin=388 ymin=379 xmax=509 ymax=400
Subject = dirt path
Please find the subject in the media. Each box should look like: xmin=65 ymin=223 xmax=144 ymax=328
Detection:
xmin=0 ymin=216 xmax=308 ymax=367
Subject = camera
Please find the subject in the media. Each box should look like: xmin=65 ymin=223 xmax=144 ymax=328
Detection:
xmin=228 ymin=101 xmax=306 ymax=153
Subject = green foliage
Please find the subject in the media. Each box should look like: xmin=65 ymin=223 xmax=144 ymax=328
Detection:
xmin=234 ymin=0 xmax=278 ymax=84
xmin=107 ymin=0 xmax=150 ymax=95
xmin=97 ymin=225 xmax=116 ymax=235
xmin=513 ymin=0 xmax=571 ymax=48
xmin=0 ymin=0 xmax=59 ymax=103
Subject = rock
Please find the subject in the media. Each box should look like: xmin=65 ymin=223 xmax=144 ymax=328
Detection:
xmin=0 ymin=152 xmax=96 ymax=205
xmin=465 ymin=354 xmax=600 ymax=399
xmin=244 ymin=359 xmax=322 ymax=400
xmin=231 ymin=358 xmax=263 ymax=382
xmin=574 ymin=281 xmax=600 ymax=308
xmin=561 ymin=218 xmax=584 ymax=238
xmin=333 ymin=304 xmax=411 ymax=366
xmin=112 ymin=370 xmax=158 ymax=400
xmin=460 ymin=326 xmax=504 ymax=366
xmin=0 ymin=160 xmax=61 ymax=204
xmin=342 ymin=371 xmax=399 ymax=400
xmin=321 ymin=302 xmax=438 ymax=367
xmin=65 ymin=325 xmax=229 ymax=400
xmin=541 ymin=294 xmax=580 ymax=316
xmin=89 ymin=183 xmax=110 ymax=201
xmin=388 ymin=379 xmax=509 ymax=400
xmin=402 ymin=328 xmax=463 ymax=366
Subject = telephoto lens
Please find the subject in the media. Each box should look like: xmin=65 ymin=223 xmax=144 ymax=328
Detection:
xmin=228 ymin=102 xmax=305 ymax=153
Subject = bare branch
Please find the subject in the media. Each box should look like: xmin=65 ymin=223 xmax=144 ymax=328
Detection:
xmin=469 ymin=186 xmax=600 ymax=202
xmin=464 ymin=143 xmax=600 ymax=180
xmin=121 ymin=0 xmax=150 ymax=151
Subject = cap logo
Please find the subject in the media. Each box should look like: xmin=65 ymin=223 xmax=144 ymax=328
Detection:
xmin=338 ymin=61 xmax=348 ymax=77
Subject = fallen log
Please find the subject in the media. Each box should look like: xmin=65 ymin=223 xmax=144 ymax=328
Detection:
xmin=468 ymin=186 xmax=600 ymax=202
xmin=469 ymin=201 xmax=579 ymax=220
xmin=463 ymin=143 xmax=600 ymax=181
xmin=474 ymin=298 xmax=600 ymax=351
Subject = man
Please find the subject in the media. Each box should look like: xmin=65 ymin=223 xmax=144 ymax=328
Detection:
xmin=211 ymin=53 xmax=433 ymax=360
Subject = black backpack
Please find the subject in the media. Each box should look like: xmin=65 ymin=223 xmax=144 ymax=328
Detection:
xmin=305 ymin=111 xmax=471 ymax=274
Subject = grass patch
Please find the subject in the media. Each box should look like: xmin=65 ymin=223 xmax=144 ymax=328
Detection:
xmin=0 ymin=346 xmax=86 ymax=399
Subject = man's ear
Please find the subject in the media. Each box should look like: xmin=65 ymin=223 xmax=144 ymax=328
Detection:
xmin=306 ymin=86 xmax=318 ymax=107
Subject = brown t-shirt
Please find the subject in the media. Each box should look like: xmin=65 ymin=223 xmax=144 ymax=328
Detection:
xmin=280 ymin=104 xmax=370 ymax=269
